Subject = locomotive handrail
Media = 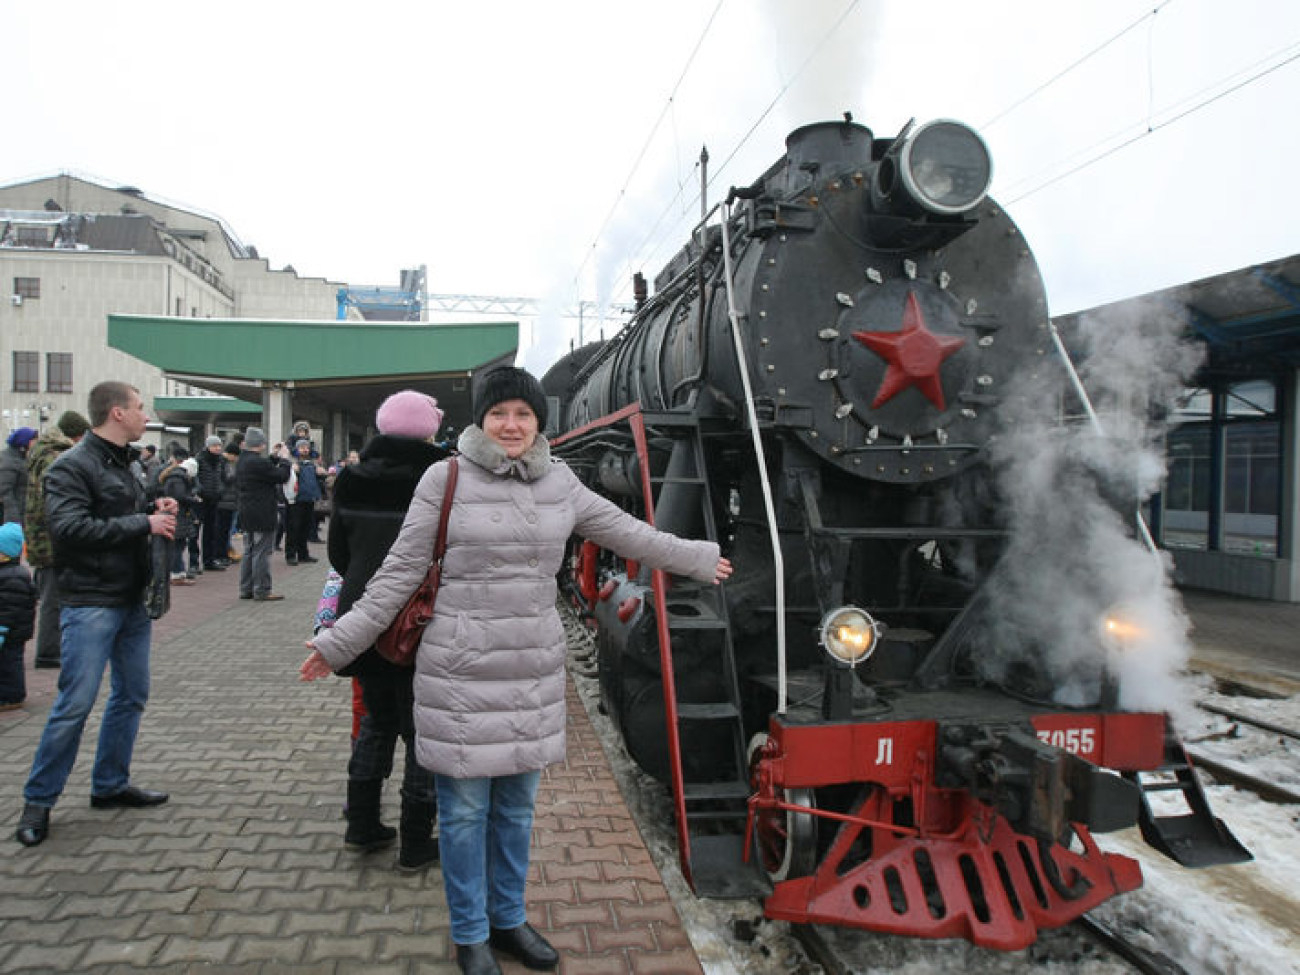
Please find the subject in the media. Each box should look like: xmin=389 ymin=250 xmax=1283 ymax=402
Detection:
xmin=719 ymin=200 xmax=789 ymax=714
xmin=1044 ymin=319 xmax=1162 ymax=562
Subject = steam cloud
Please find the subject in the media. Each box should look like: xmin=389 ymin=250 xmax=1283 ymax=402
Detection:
xmin=971 ymin=299 xmax=1204 ymax=719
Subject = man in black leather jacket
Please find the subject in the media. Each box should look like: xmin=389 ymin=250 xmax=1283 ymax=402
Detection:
xmin=15 ymin=381 xmax=178 ymax=848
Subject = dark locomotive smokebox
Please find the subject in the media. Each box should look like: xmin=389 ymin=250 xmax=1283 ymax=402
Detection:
xmin=861 ymin=628 xmax=933 ymax=682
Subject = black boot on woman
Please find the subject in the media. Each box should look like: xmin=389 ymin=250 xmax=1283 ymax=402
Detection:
xmin=343 ymin=779 xmax=396 ymax=851
xmin=396 ymin=797 xmax=439 ymax=872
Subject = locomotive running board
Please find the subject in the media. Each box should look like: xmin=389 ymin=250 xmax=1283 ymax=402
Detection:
xmin=1124 ymin=729 xmax=1252 ymax=868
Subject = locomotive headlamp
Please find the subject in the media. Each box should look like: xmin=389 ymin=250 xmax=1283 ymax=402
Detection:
xmin=1100 ymin=604 xmax=1147 ymax=647
xmin=819 ymin=606 xmax=881 ymax=666
xmin=899 ymin=120 xmax=992 ymax=215
xmin=875 ymin=119 xmax=993 ymax=218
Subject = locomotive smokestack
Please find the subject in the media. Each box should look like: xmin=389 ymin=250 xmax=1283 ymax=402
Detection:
xmin=633 ymin=271 xmax=647 ymax=310
xmin=784 ymin=119 xmax=873 ymax=171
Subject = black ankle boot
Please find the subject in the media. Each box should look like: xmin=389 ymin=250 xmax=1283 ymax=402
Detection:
xmin=396 ymin=797 xmax=439 ymax=873
xmin=455 ymin=943 xmax=501 ymax=975
xmin=488 ymin=923 xmax=558 ymax=971
xmin=343 ymin=779 xmax=396 ymax=852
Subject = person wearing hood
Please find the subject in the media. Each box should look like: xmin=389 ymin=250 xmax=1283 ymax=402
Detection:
xmin=0 ymin=427 xmax=39 ymax=525
xmin=302 ymin=366 xmax=733 ymax=975
xmin=0 ymin=522 xmax=37 ymax=710
xmin=321 ymin=390 xmax=449 ymax=873
xmin=24 ymin=412 xmax=90 ymax=669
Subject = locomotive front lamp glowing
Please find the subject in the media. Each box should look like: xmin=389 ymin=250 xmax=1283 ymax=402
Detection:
xmin=819 ymin=607 xmax=881 ymax=666
xmin=1101 ymin=604 xmax=1147 ymax=647
xmin=898 ymin=120 xmax=992 ymax=216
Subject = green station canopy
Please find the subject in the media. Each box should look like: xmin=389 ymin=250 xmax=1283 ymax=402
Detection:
xmin=108 ymin=314 xmax=519 ymax=435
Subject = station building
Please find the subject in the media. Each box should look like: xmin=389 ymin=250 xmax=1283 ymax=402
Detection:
xmin=0 ymin=174 xmax=514 ymax=459
xmin=2 ymin=174 xmax=1297 ymax=601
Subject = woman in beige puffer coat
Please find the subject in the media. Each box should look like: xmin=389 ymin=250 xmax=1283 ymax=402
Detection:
xmin=303 ymin=367 xmax=731 ymax=975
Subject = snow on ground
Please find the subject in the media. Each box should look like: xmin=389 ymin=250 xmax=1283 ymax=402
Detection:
xmin=564 ymin=613 xmax=1300 ymax=974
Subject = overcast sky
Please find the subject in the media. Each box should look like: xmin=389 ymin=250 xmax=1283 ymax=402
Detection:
xmin=5 ymin=0 xmax=1298 ymax=371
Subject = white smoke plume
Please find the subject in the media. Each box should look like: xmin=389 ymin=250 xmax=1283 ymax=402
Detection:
xmin=972 ymin=299 xmax=1204 ymax=718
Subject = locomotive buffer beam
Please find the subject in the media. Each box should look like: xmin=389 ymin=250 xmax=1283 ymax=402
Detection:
xmin=936 ymin=724 xmax=1141 ymax=844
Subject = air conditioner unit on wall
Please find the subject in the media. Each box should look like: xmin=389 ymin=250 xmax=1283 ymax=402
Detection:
xmin=9 ymin=294 xmax=21 ymax=306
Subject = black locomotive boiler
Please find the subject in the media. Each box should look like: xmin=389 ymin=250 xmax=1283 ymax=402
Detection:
xmin=541 ymin=116 xmax=1248 ymax=949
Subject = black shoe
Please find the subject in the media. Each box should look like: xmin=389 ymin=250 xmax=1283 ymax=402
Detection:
xmin=455 ymin=943 xmax=502 ymax=975
xmin=15 ymin=804 xmax=49 ymax=847
xmin=285 ymin=556 xmax=298 ymax=566
xmin=239 ymin=593 xmax=254 ymax=599
xmin=203 ymin=562 xmax=226 ymax=572
xmin=299 ymin=555 xmax=319 ymax=564
xmin=488 ymin=924 xmax=558 ymax=971
xmin=397 ymin=835 xmax=439 ymax=873
xmin=34 ymin=660 xmax=60 ymax=669
xmin=344 ymin=822 xmax=397 ymax=853
xmin=90 ymin=785 xmax=169 ymax=809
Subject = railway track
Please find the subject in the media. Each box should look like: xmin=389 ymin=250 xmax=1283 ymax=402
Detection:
xmin=1187 ymin=693 xmax=1300 ymax=804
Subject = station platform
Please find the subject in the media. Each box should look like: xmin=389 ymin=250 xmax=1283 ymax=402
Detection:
xmin=0 ymin=554 xmax=704 ymax=974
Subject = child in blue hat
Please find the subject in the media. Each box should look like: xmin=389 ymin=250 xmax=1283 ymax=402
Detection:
xmin=0 ymin=522 xmax=37 ymax=710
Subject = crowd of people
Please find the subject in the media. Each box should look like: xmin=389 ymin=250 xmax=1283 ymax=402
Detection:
xmin=3 ymin=369 xmax=732 ymax=975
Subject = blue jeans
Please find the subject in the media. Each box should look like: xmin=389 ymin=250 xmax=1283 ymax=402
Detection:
xmin=435 ymin=770 xmax=540 ymax=945
xmin=239 ymin=530 xmax=274 ymax=597
xmin=24 ymin=603 xmax=152 ymax=807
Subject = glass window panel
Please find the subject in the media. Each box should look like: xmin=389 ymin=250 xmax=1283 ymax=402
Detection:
xmin=1225 ymin=380 xmax=1276 ymax=418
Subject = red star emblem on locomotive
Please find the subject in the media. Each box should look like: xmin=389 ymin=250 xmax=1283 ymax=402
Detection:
xmin=852 ymin=291 xmax=965 ymax=409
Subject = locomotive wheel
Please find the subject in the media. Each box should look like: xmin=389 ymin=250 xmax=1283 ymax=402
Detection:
xmin=747 ymin=733 xmax=818 ymax=881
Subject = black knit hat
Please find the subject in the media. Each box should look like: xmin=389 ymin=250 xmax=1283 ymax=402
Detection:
xmin=473 ymin=366 xmax=548 ymax=429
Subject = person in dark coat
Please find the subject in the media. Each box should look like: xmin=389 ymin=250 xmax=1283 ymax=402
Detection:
xmin=0 ymin=522 xmax=37 ymax=710
xmin=24 ymin=411 xmax=90 ymax=669
xmin=234 ymin=428 xmax=291 ymax=601
xmin=328 ymin=390 xmax=448 ymax=871
xmin=159 ymin=457 xmax=202 ymax=583
xmin=0 ymin=427 xmax=39 ymax=525
xmin=15 ymin=381 xmax=178 ymax=848
xmin=196 ymin=435 xmax=232 ymax=571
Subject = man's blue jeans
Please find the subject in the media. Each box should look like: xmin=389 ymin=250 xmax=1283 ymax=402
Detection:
xmin=24 ymin=603 xmax=152 ymax=807
xmin=435 ymin=770 xmax=541 ymax=945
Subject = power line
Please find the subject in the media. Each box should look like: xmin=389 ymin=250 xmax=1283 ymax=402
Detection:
xmin=1003 ymin=41 xmax=1300 ymax=206
xmin=604 ymin=0 xmax=864 ymax=307
xmin=570 ymin=0 xmax=727 ymax=295
xmin=980 ymin=0 xmax=1175 ymax=131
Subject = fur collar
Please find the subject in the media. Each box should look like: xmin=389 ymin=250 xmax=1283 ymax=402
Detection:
xmin=457 ymin=425 xmax=554 ymax=481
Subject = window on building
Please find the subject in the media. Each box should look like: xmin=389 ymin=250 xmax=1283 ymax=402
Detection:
xmin=12 ymin=351 xmax=40 ymax=392
xmin=1163 ymin=379 xmax=1280 ymax=556
xmin=46 ymin=352 xmax=73 ymax=394
xmin=1164 ymin=424 xmax=1210 ymax=551
xmin=1223 ymin=380 xmax=1279 ymax=556
xmin=13 ymin=277 xmax=40 ymax=299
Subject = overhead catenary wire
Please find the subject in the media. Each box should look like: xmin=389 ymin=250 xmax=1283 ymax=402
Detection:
xmin=979 ymin=0 xmax=1176 ymax=131
xmin=569 ymin=0 xmax=727 ymax=299
xmin=1003 ymin=41 xmax=1300 ymax=205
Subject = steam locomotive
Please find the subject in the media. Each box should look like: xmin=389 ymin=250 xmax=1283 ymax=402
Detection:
xmin=540 ymin=115 xmax=1248 ymax=949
